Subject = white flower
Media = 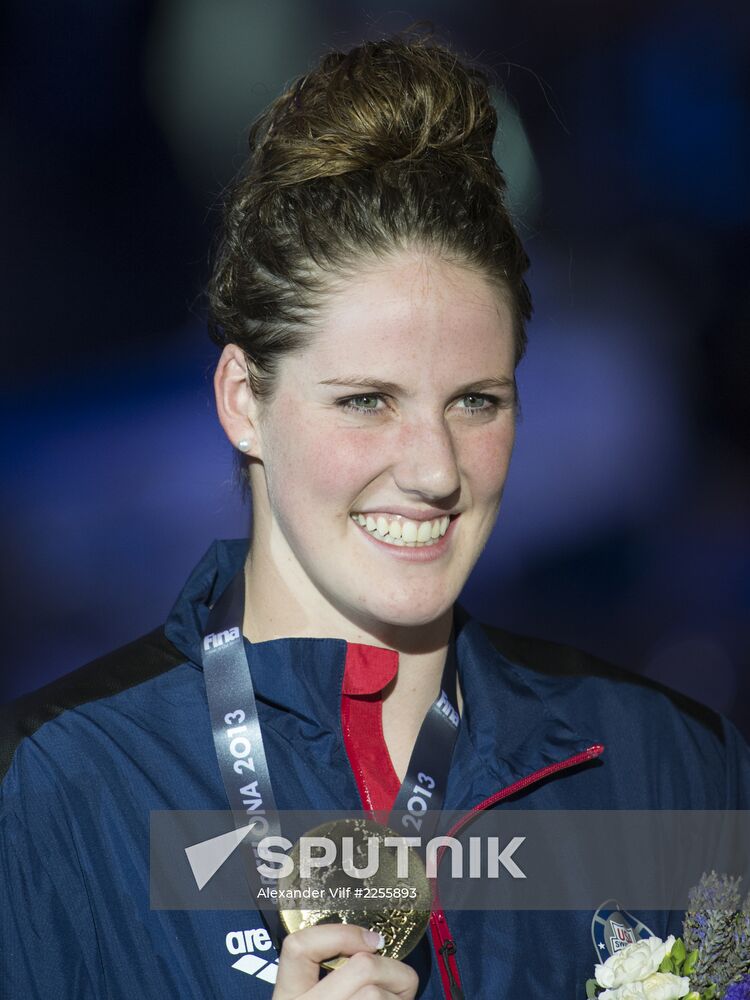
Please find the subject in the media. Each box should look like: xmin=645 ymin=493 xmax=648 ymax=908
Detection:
xmin=599 ymin=972 xmax=691 ymax=1000
xmin=595 ymin=936 xmax=675 ymax=989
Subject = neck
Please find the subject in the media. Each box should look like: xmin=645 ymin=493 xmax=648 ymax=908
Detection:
xmin=241 ymin=537 xmax=463 ymax=780
xmin=380 ymin=648 xmax=463 ymax=782
xmin=242 ymin=539 xmax=454 ymax=664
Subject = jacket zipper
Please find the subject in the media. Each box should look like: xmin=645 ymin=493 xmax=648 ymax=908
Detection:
xmin=443 ymin=743 xmax=604 ymax=843
xmin=429 ymin=743 xmax=605 ymax=1000
xmin=430 ymin=908 xmax=465 ymax=999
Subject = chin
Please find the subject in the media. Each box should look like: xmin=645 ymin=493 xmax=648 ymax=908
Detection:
xmin=358 ymin=593 xmax=454 ymax=631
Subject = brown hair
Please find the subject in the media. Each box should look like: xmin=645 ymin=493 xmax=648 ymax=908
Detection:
xmin=207 ymin=29 xmax=532 ymax=488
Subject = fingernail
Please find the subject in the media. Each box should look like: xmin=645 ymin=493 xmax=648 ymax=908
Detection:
xmin=363 ymin=929 xmax=385 ymax=949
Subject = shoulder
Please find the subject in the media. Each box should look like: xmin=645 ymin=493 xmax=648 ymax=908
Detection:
xmin=477 ymin=620 xmax=722 ymax=730
xmin=474 ymin=621 xmax=750 ymax=786
xmin=0 ymin=626 xmax=187 ymax=784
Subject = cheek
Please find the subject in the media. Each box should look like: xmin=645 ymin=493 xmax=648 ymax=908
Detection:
xmin=462 ymin=423 xmax=515 ymax=500
xmin=301 ymin=436 xmax=379 ymax=506
xmin=312 ymin=438 xmax=374 ymax=497
xmin=265 ymin=414 xmax=377 ymax=509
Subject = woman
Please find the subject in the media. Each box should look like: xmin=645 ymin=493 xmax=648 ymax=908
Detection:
xmin=1 ymin=33 xmax=748 ymax=1000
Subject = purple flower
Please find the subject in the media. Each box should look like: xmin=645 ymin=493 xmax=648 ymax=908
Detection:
xmin=724 ymin=976 xmax=750 ymax=1000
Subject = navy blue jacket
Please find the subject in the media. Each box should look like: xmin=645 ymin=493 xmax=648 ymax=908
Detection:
xmin=2 ymin=539 xmax=748 ymax=999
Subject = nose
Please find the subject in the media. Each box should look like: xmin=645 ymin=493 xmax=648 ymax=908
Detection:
xmin=391 ymin=413 xmax=461 ymax=502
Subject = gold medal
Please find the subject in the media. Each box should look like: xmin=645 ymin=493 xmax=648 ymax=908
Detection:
xmin=278 ymin=817 xmax=432 ymax=970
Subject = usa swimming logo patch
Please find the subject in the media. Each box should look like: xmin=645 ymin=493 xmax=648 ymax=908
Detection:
xmin=591 ymin=900 xmax=655 ymax=960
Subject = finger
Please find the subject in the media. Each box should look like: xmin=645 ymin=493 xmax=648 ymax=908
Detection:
xmin=273 ymin=924 xmax=384 ymax=998
xmin=306 ymin=951 xmax=419 ymax=1000
xmin=350 ymin=989 xmax=402 ymax=1000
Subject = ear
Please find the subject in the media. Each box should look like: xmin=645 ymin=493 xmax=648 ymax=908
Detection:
xmin=214 ymin=344 xmax=264 ymax=458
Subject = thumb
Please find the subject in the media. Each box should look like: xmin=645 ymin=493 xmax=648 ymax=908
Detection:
xmin=273 ymin=924 xmax=383 ymax=998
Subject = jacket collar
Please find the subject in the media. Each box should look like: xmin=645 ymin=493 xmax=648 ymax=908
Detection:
xmin=453 ymin=614 xmax=599 ymax=787
xmin=165 ymin=539 xmax=599 ymax=789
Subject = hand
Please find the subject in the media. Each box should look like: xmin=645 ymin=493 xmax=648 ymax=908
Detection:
xmin=272 ymin=924 xmax=420 ymax=999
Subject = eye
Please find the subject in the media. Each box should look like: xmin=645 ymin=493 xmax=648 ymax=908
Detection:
xmin=337 ymin=393 xmax=386 ymax=415
xmin=454 ymin=393 xmax=500 ymax=415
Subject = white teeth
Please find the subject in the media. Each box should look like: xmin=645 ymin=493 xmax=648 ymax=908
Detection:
xmin=401 ymin=521 xmax=418 ymax=543
xmin=350 ymin=512 xmax=454 ymax=547
xmin=417 ymin=521 xmax=432 ymax=542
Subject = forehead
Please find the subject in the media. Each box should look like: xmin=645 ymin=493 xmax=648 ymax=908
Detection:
xmin=293 ymin=253 xmax=515 ymax=377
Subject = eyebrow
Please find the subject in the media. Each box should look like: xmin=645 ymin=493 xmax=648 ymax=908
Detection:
xmin=319 ymin=375 xmax=517 ymax=396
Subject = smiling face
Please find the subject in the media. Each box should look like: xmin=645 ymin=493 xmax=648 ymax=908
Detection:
xmin=241 ymin=250 xmax=517 ymax=641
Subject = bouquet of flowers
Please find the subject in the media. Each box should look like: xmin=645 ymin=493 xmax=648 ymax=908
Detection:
xmin=585 ymin=874 xmax=750 ymax=1000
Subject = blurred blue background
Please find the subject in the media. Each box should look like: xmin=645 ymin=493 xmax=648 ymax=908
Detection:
xmin=1 ymin=1 xmax=748 ymax=738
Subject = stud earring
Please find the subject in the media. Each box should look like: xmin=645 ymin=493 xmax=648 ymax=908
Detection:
xmin=237 ymin=439 xmax=250 ymax=452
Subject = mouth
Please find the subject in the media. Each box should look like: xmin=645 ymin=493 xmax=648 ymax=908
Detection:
xmin=349 ymin=511 xmax=455 ymax=548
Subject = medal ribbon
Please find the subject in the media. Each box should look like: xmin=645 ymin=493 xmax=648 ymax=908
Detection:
xmin=202 ymin=565 xmax=285 ymax=947
xmin=201 ymin=565 xmax=461 ymax=947
xmin=388 ymin=636 xmax=459 ymax=848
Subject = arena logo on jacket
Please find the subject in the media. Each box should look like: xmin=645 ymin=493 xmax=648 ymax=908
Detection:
xmin=591 ymin=900 xmax=655 ymax=959
xmin=225 ymin=927 xmax=279 ymax=984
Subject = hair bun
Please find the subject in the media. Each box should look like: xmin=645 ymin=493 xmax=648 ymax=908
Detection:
xmin=255 ymin=36 xmax=500 ymax=187
xmin=209 ymin=29 xmax=531 ymax=446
